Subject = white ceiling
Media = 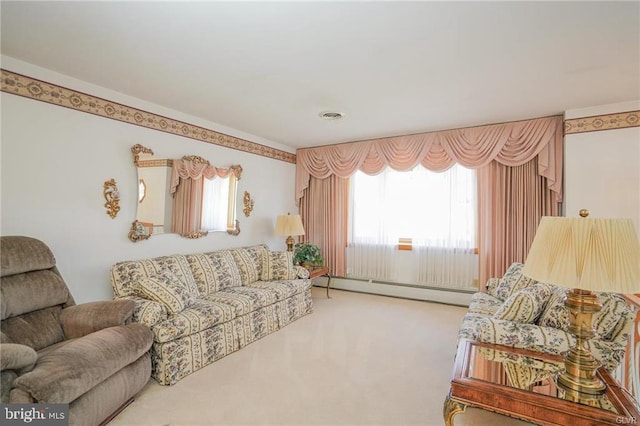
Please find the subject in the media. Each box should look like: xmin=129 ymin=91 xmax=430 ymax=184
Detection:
xmin=1 ymin=1 xmax=639 ymax=149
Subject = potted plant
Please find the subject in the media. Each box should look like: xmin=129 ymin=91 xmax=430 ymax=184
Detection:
xmin=293 ymin=242 xmax=324 ymax=267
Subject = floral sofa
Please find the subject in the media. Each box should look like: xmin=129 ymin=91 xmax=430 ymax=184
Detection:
xmin=459 ymin=263 xmax=635 ymax=370
xmin=111 ymin=244 xmax=312 ymax=385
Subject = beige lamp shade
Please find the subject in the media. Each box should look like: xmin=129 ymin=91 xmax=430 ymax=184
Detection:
xmin=522 ymin=217 xmax=640 ymax=294
xmin=275 ymin=214 xmax=305 ymax=237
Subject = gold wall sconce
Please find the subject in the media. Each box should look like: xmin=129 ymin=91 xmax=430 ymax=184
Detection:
xmin=243 ymin=191 xmax=254 ymax=217
xmin=103 ymin=179 xmax=120 ymax=219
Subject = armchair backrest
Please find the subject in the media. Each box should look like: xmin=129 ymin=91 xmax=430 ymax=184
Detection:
xmin=1 ymin=236 xmax=75 ymax=350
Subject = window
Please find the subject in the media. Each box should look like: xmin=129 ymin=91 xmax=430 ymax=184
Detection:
xmin=347 ymin=164 xmax=477 ymax=288
xmin=349 ymin=164 xmax=476 ymax=247
xmin=200 ymin=175 xmax=236 ymax=232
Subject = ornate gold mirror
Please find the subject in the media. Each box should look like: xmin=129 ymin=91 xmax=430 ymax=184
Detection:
xmin=129 ymin=144 xmax=241 ymax=242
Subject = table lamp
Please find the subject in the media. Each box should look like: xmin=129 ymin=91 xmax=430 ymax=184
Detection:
xmin=275 ymin=213 xmax=305 ymax=251
xmin=522 ymin=216 xmax=640 ymax=401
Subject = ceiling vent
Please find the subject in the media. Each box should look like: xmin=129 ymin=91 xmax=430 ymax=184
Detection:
xmin=319 ymin=111 xmax=344 ymax=120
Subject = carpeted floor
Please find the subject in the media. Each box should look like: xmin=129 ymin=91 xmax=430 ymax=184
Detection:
xmin=111 ymin=287 xmax=532 ymax=425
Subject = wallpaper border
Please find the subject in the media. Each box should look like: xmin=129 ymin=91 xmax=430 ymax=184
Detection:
xmin=0 ymin=69 xmax=296 ymax=164
xmin=138 ymin=159 xmax=173 ymax=168
xmin=564 ymin=110 xmax=640 ymax=135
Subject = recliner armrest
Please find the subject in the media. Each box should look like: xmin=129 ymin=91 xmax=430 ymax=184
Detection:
xmin=0 ymin=343 xmax=37 ymax=372
xmin=60 ymin=299 xmax=135 ymax=339
xmin=13 ymin=324 xmax=152 ymax=404
xmin=1 ymin=343 xmax=38 ymax=403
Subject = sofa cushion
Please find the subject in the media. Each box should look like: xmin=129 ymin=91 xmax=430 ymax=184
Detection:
xmin=607 ymin=308 xmax=636 ymax=345
xmin=493 ymin=263 xmax=536 ymax=301
xmin=111 ymin=255 xmax=199 ymax=298
xmin=493 ymin=283 xmax=553 ymax=324
xmin=152 ymin=299 xmax=237 ymax=343
xmin=537 ymin=288 xmax=628 ymax=339
xmin=593 ymin=293 xmax=628 ymax=339
xmin=261 ymin=251 xmax=298 ymax=281
xmin=229 ymin=245 xmax=268 ymax=285
xmin=204 ymin=287 xmax=278 ymax=317
xmin=537 ymin=286 xmax=569 ymax=330
xmin=248 ymin=279 xmax=312 ymax=300
xmin=132 ymin=272 xmax=196 ymax=314
xmin=186 ymin=250 xmax=242 ymax=293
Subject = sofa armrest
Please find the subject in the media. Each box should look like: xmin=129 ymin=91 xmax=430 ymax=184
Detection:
xmin=120 ymin=295 xmax=168 ymax=328
xmin=295 ymin=266 xmax=310 ymax=279
xmin=468 ymin=316 xmax=572 ymax=354
xmin=0 ymin=343 xmax=37 ymax=372
xmin=60 ymin=299 xmax=135 ymax=339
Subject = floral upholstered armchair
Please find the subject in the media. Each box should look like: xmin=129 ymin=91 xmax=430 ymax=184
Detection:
xmin=459 ymin=263 xmax=635 ymax=370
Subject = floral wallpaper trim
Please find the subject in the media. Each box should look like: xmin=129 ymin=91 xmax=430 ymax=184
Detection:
xmin=564 ymin=110 xmax=640 ymax=134
xmin=138 ymin=159 xmax=173 ymax=168
xmin=0 ymin=69 xmax=296 ymax=164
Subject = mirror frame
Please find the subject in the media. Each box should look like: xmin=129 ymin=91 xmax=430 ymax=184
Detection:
xmin=128 ymin=144 xmax=242 ymax=242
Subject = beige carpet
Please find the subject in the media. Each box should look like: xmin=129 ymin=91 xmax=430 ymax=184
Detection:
xmin=111 ymin=287 xmax=532 ymax=426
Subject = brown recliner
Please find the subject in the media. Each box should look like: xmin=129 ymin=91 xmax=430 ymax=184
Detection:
xmin=0 ymin=236 xmax=153 ymax=426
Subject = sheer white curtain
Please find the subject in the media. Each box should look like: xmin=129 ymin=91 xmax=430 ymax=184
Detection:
xmin=201 ymin=176 xmax=230 ymax=231
xmin=347 ymin=164 xmax=477 ymax=288
xmin=413 ymin=164 xmax=477 ymax=289
xmin=347 ymin=169 xmax=397 ymax=280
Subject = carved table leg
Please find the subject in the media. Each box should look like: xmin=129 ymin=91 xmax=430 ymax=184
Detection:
xmin=326 ymin=274 xmax=332 ymax=298
xmin=443 ymin=395 xmax=467 ymax=426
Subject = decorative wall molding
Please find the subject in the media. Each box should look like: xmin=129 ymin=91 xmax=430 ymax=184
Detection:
xmin=564 ymin=110 xmax=640 ymax=135
xmin=137 ymin=159 xmax=173 ymax=168
xmin=0 ymin=69 xmax=296 ymax=164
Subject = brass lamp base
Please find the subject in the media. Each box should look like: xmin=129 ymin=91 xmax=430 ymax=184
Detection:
xmin=285 ymin=235 xmax=295 ymax=252
xmin=557 ymin=289 xmax=606 ymax=400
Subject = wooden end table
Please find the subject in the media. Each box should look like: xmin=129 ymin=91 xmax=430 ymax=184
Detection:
xmin=305 ymin=266 xmax=332 ymax=298
xmin=444 ymin=339 xmax=640 ymax=426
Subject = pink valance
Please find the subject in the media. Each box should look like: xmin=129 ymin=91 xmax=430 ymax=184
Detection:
xmin=296 ymin=115 xmax=563 ymax=204
xmin=171 ymin=156 xmax=241 ymax=194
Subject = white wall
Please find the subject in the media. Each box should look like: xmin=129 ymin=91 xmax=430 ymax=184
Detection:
xmin=1 ymin=57 xmax=299 ymax=303
xmin=564 ymin=100 xmax=640 ymax=232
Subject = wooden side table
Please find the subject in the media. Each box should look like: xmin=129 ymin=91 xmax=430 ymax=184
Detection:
xmin=305 ymin=266 xmax=332 ymax=298
xmin=445 ymin=339 xmax=640 ymax=426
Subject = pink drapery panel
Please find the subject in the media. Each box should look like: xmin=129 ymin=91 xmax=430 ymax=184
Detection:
xmin=171 ymin=158 xmax=238 ymax=194
xmin=477 ymin=158 xmax=559 ymax=286
xmin=171 ymin=177 xmax=204 ymax=235
xmin=296 ymin=116 xmax=563 ymax=205
xmin=299 ymin=175 xmax=348 ymax=277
